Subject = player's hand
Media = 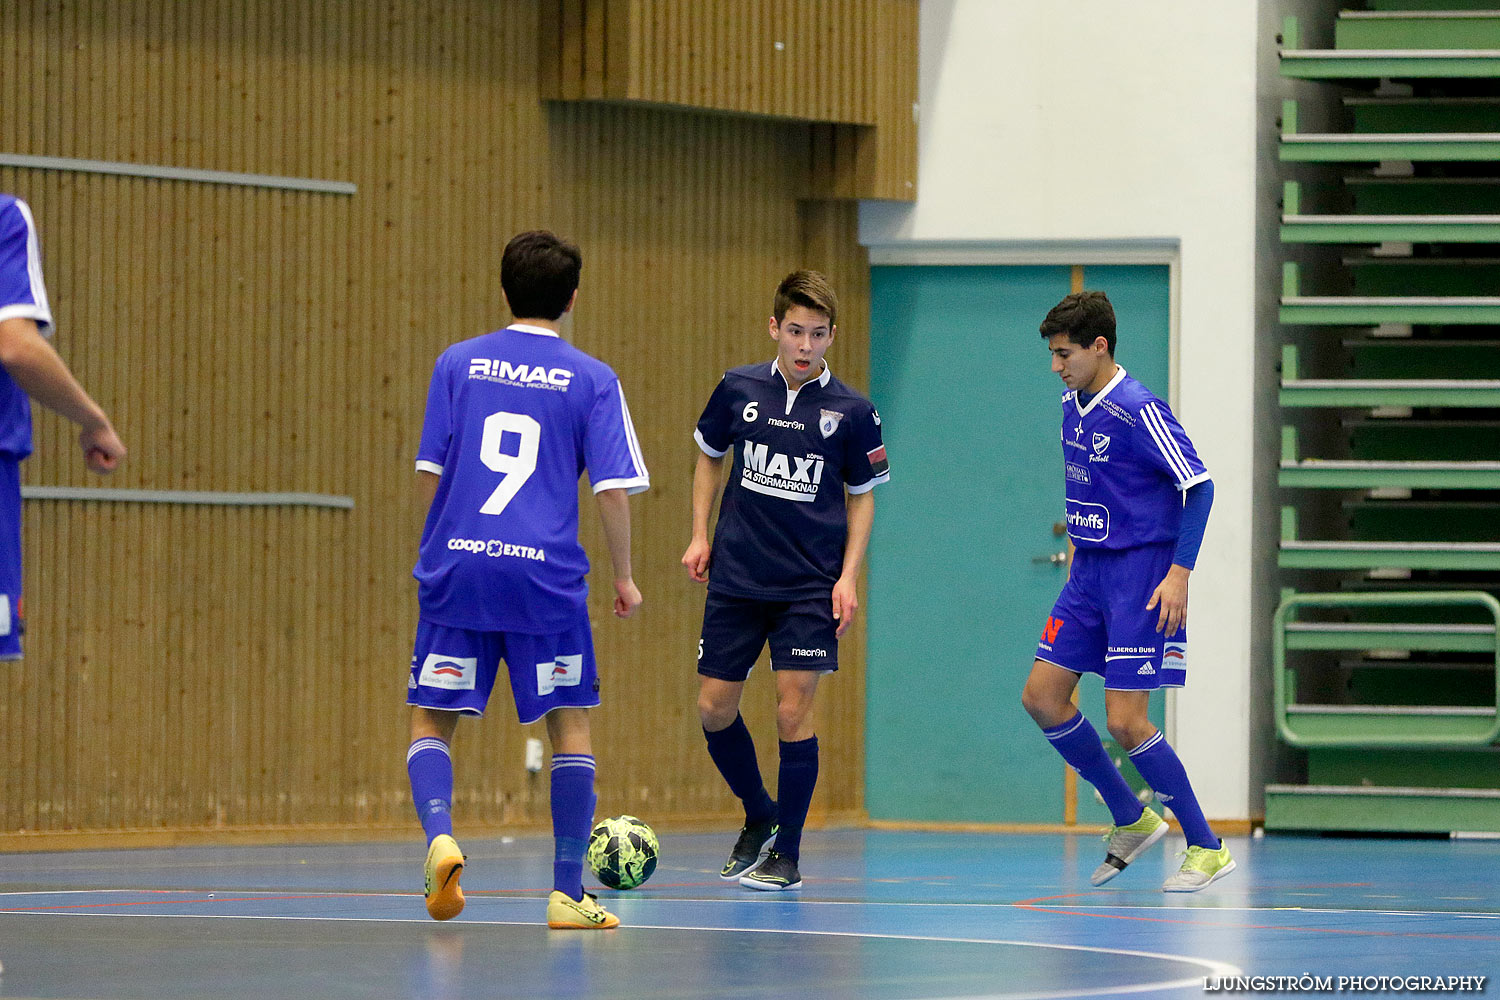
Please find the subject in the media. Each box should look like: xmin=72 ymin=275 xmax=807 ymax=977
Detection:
xmin=79 ymin=422 xmax=125 ymax=474
xmin=613 ymin=578 xmax=642 ymax=618
xmin=1145 ymin=565 xmax=1190 ymax=637
xmin=832 ymin=575 xmax=858 ymax=638
xmin=680 ymin=537 xmax=712 ymax=584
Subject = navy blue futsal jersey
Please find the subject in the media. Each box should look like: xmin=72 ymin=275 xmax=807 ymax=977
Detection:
xmin=695 ymin=361 xmax=889 ymax=600
xmin=0 ymin=196 xmax=53 ymax=459
xmin=1061 ymin=367 xmax=1208 ymax=550
xmin=414 ymin=325 xmax=649 ymax=634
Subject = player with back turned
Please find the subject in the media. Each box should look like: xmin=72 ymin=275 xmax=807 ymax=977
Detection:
xmin=1019 ymin=290 xmax=1233 ymax=892
xmin=682 ymin=270 xmax=889 ymax=892
xmin=405 ymin=231 xmax=649 ymax=928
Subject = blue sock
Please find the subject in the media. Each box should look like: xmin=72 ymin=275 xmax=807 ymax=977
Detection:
xmin=407 ymin=738 xmax=454 ymax=845
xmin=772 ymin=736 xmax=818 ymax=863
xmin=1128 ymin=731 xmax=1218 ymax=849
xmin=551 ymin=754 xmax=597 ymax=899
xmin=704 ymin=714 xmax=776 ymax=825
xmin=1041 ymin=713 xmax=1143 ymax=827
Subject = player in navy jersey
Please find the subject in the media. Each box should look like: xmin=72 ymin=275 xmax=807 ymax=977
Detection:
xmin=405 ymin=231 xmax=648 ymax=928
xmin=1019 ymin=291 xmax=1234 ymax=892
xmin=682 ymin=270 xmax=889 ymax=892
xmin=0 ymin=193 xmax=125 ymax=661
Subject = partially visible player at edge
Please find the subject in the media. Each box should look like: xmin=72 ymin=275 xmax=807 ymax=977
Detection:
xmin=0 ymin=192 xmax=126 ymax=663
xmin=405 ymin=231 xmax=648 ymax=928
xmin=1020 ymin=290 xmax=1233 ymax=892
xmin=682 ymin=270 xmax=889 ymax=892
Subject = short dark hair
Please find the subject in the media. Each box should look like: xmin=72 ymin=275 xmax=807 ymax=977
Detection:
xmin=773 ymin=270 xmax=837 ymax=327
xmin=501 ymin=230 xmax=582 ymax=321
xmin=1039 ymin=290 xmax=1116 ymax=355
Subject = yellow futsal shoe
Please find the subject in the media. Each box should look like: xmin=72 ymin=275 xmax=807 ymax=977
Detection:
xmin=423 ymin=834 xmax=466 ymax=920
xmin=547 ymin=889 xmax=620 ymax=929
xmin=1163 ymin=842 xmax=1236 ymax=893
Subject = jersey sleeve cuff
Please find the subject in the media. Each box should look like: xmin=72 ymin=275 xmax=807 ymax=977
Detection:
xmin=0 ymin=304 xmax=53 ymax=336
xmin=693 ymin=428 xmax=728 ymax=459
xmin=1176 ymin=471 xmax=1211 ymax=492
xmin=847 ymin=472 xmax=890 ymax=495
xmin=415 ymin=460 xmax=443 ymax=476
xmin=592 ymin=475 xmax=650 ymax=496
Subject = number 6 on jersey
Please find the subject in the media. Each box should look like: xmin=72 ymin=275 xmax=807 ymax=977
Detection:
xmin=479 ymin=410 xmax=540 ymax=514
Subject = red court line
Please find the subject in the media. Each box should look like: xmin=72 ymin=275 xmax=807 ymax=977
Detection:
xmin=0 ymin=893 xmax=368 ymax=913
xmin=1011 ymin=892 xmax=1500 ymax=943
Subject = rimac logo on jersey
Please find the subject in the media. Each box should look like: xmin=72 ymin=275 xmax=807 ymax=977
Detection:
xmin=818 ymin=409 xmax=844 ymax=439
xmin=740 ymin=441 xmax=823 ymax=503
xmin=468 ymin=359 xmax=573 ymax=389
xmin=536 ymin=654 xmax=584 ymax=696
xmin=419 ymin=653 xmax=478 ymax=691
xmin=1065 ymin=499 xmax=1109 ymax=542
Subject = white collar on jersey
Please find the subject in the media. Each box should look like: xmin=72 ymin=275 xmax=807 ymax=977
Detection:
xmin=506 ymin=323 xmax=560 ymax=338
xmin=768 ymin=358 xmax=833 ymax=388
xmin=1072 ymin=365 xmax=1127 ymax=418
xmin=769 ymin=358 xmax=832 ymax=415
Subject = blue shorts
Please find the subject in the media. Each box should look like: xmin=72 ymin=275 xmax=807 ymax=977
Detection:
xmin=0 ymin=456 xmax=22 ymax=661
xmin=698 ymin=591 xmax=837 ymax=681
xmin=1034 ymin=543 xmax=1187 ymax=691
xmin=408 ymin=615 xmax=599 ymax=724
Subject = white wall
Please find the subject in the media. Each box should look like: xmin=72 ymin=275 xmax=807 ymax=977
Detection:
xmin=862 ymin=1 xmax=1260 ymax=820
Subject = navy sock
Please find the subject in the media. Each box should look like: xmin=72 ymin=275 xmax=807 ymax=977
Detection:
xmin=407 ymin=738 xmax=454 ymax=845
xmin=772 ymin=736 xmax=818 ymax=863
xmin=1128 ymin=731 xmax=1218 ymax=849
xmin=1041 ymin=713 xmax=1143 ymax=827
xmin=704 ymin=714 xmax=776 ymax=825
xmin=551 ymin=754 xmax=597 ymax=898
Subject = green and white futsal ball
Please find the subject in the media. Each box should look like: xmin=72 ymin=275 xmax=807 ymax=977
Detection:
xmin=587 ymin=815 xmax=659 ymax=890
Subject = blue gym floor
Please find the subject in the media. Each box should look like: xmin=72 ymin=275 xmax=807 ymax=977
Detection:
xmin=0 ymin=828 xmax=1495 ymax=999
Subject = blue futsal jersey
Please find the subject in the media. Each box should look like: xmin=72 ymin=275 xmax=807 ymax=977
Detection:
xmin=1061 ymin=367 xmax=1208 ymax=550
xmin=413 ymin=325 xmax=649 ymax=634
xmin=695 ymin=361 xmax=889 ymax=600
xmin=0 ymin=195 xmax=53 ymax=460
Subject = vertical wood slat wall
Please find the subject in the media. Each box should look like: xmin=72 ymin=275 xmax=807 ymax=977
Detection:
xmin=0 ymin=1 xmax=912 ymax=845
xmin=543 ymin=0 xmax=919 ymax=200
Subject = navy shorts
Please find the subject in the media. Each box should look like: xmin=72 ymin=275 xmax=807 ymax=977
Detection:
xmin=1034 ymin=543 xmax=1188 ymax=691
xmin=0 ymin=456 xmax=22 ymax=660
xmin=408 ymin=613 xmax=599 ymax=724
xmin=698 ymin=591 xmax=838 ymax=681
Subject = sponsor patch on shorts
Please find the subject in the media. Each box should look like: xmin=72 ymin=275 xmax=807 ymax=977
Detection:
xmin=536 ymin=653 xmax=583 ymax=696
xmin=418 ymin=653 xmax=477 ymax=690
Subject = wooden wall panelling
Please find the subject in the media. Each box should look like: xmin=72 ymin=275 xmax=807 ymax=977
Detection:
xmin=0 ymin=0 xmax=884 ymax=845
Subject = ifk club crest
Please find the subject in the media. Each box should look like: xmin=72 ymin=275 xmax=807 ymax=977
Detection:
xmin=1092 ymin=432 xmax=1110 ymax=456
xmin=819 ymin=408 xmax=844 ymax=438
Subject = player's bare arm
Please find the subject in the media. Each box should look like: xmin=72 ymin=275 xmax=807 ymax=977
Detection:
xmin=1145 ymin=563 xmax=1190 ymax=635
xmin=595 ymin=487 xmax=642 ymax=618
xmin=681 ymin=450 xmax=725 ymax=583
xmin=0 ymin=316 xmax=124 ymax=473
xmin=833 ymin=489 xmax=874 ymax=638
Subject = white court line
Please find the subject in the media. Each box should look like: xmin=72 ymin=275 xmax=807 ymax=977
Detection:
xmin=0 ymin=908 xmax=1242 ymax=1000
xmin=2 ymin=889 xmax=1495 ymax=920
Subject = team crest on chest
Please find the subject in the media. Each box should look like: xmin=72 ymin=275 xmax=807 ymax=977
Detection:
xmin=1092 ymin=432 xmax=1111 ymax=456
xmin=818 ymin=409 xmax=844 ymax=439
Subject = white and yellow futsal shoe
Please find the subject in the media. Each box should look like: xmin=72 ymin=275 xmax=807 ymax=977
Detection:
xmin=1163 ymin=842 xmax=1236 ymax=892
xmin=1090 ymin=807 xmax=1168 ymax=886
xmin=546 ymin=889 xmax=620 ymax=929
xmin=423 ymin=834 xmax=466 ymax=920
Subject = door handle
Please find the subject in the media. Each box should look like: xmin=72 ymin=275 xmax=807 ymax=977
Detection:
xmin=1032 ymin=552 xmax=1067 ymax=565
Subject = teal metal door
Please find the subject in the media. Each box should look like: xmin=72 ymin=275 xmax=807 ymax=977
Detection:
xmin=866 ymin=263 xmax=1172 ymax=825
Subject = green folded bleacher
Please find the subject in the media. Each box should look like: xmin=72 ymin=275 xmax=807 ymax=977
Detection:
xmin=1274 ymin=5 xmax=1500 ymax=835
